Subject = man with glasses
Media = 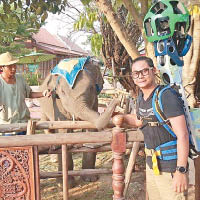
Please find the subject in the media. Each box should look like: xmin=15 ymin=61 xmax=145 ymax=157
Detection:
xmin=118 ymin=56 xmax=189 ymax=200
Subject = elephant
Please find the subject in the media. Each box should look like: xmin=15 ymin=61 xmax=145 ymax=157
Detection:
xmin=38 ymin=58 xmax=119 ymax=187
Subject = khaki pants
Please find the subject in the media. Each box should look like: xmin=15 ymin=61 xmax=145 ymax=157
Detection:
xmin=146 ymin=164 xmax=188 ymax=200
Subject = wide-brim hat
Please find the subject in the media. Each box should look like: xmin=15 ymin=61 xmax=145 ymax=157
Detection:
xmin=0 ymin=52 xmax=19 ymax=66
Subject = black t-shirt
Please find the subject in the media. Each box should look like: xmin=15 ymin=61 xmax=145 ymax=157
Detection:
xmin=138 ymin=86 xmax=185 ymax=172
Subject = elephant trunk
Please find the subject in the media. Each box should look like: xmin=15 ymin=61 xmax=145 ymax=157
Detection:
xmin=95 ymin=99 xmax=120 ymax=129
xmin=78 ymin=99 xmax=120 ymax=130
xmin=61 ymin=98 xmax=120 ymax=130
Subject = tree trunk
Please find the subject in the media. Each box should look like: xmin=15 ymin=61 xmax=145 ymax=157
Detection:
xmin=122 ymin=0 xmax=143 ymax=29
xmin=95 ymin=0 xmax=140 ymax=60
xmin=100 ymin=6 xmax=141 ymax=93
xmin=122 ymin=0 xmax=156 ymax=67
xmin=182 ymin=6 xmax=200 ymax=107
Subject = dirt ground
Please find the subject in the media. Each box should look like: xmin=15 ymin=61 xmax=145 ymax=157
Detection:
xmin=40 ymin=150 xmax=146 ymax=200
xmin=39 ymin=148 xmax=195 ymax=200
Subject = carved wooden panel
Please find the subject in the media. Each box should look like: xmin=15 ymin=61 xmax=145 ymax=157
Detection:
xmin=0 ymin=146 xmax=35 ymax=199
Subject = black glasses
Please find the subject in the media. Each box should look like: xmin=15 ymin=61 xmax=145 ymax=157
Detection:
xmin=132 ymin=68 xmax=153 ymax=79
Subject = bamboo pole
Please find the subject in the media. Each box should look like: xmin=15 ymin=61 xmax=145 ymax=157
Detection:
xmin=112 ymin=57 xmax=117 ymax=89
xmin=102 ymin=65 xmax=108 ymax=77
xmin=0 ymin=121 xmax=114 ymax=133
xmin=124 ymin=142 xmax=140 ymax=197
xmin=101 ymin=88 xmax=130 ymax=95
xmin=38 ymin=142 xmax=135 ymax=154
xmin=0 ymin=130 xmax=144 ymax=148
xmin=40 ymin=169 xmax=112 ymax=179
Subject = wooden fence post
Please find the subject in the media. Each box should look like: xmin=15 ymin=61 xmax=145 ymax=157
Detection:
xmin=112 ymin=115 xmax=126 ymax=200
xmin=62 ymin=144 xmax=69 ymax=200
xmin=27 ymin=120 xmax=36 ymax=135
xmin=27 ymin=120 xmax=41 ymax=200
xmin=34 ymin=146 xmax=41 ymax=200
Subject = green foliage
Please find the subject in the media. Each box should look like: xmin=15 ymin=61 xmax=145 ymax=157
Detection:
xmin=0 ymin=5 xmax=40 ymax=48
xmin=0 ymin=42 xmax=32 ymax=57
xmin=81 ymin=0 xmax=93 ymax=6
xmin=112 ymin=0 xmax=123 ymax=11
xmin=74 ymin=10 xmax=98 ymax=31
xmin=74 ymin=4 xmax=103 ymax=56
xmin=0 ymin=0 xmax=68 ymax=25
xmin=91 ymin=34 xmax=103 ymax=56
xmin=0 ymin=3 xmax=42 ymax=56
xmin=23 ymin=73 xmax=41 ymax=86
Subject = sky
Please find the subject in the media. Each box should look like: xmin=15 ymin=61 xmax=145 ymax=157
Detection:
xmin=43 ymin=1 xmax=91 ymax=51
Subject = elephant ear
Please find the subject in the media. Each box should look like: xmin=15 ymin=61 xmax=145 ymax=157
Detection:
xmin=40 ymin=74 xmax=53 ymax=90
xmin=40 ymin=74 xmax=59 ymax=99
xmin=95 ymin=63 xmax=104 ymax=87
xmin=85 ymin=60 xmax=104 ymax=94
xmin=95 ymin=64 xmax=104 ymax=94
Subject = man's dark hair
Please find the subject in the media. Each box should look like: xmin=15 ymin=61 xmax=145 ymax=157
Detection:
xmin=132 ymin=56 xmax=154 ymax=68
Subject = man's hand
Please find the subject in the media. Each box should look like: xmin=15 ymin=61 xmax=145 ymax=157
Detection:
xmin=112 ymin=113 xmax=142 ymax=128
xmin=172 ymin=171 xmax=188 ymax=193
xmin=42 ymin=89 xmax=52 ymax=97
xmin=111 ymin=111 xmax=122 ymax=117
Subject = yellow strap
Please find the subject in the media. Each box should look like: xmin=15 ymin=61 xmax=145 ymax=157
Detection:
xmin=145 ymin=148 xmax=161 ymax=175
xmin=152 ymin=151 xmax=160 ymax=175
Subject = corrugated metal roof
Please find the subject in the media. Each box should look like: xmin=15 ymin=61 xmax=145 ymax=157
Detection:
xmin=32 ymin=28 xmax=88 ymax=56
xmin=59 ymin=35 xmax=87 ymax=55
xmin=33 ymin=28 xmax=66 ymax=48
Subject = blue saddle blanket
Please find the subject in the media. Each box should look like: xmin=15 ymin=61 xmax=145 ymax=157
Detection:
xmin=51 ymin=57 xmax=90 ymax=88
